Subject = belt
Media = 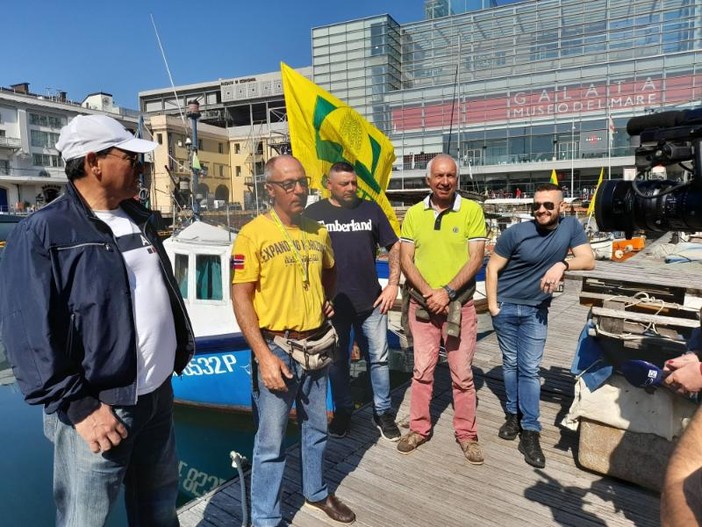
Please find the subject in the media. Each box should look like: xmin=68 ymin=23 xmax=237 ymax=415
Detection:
xmin=261 ymin=326 xmax=325 ymax=341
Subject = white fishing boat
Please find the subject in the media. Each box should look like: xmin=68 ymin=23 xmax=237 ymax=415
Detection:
xmin=163 ymin=221 xmax=257 ymax=411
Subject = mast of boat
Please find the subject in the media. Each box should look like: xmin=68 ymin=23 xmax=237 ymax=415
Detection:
xmin=136 ymin=115 xmax=149 ymax=208
xmin=187 ymin=100 xmax=201 ymax=221
xmin=446 ymin=57 xmax=460 ymax=158
xmin=249 ymin=124 xmax=261 ymax=215
xmin=150 ymin=14 xmax=192 ymax=226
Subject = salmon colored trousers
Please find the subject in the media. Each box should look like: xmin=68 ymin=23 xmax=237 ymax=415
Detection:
xmin=407 ymin=300 xmax=479 ymax=442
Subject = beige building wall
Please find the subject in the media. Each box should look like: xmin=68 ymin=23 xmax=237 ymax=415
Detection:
xmin=228 ymin=122 xmax=290 ymax=211
xmin=148 ymin=114 xmax=231 ymax=215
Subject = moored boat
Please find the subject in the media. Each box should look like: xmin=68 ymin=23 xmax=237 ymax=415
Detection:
xmin=163 ymin=221 xmax=256 ymax=411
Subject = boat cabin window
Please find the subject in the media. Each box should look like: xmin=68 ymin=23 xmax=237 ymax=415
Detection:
xmin=196 ymin=254 xmax=223 ymax=301
xmin=174 ymin=254 xmax=189 ymax=299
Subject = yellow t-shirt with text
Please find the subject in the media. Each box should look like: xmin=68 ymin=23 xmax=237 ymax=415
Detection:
xmin=232 ymin=214 xmax=334 ymax=331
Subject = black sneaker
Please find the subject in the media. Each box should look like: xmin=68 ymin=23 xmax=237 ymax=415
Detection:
xmin=373 ymin=411 xmax=401 ymax=442
xmin=498 ymin=413 xmax=520 ymax=441
xmin=328 ymin=410 xmax=352 ymax=438
xmin=518 ymin=430 xmax=546 ymax=468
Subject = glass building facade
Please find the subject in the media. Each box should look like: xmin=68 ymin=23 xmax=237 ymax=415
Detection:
xmin=312 ymin=0 xmax=702 ymax=194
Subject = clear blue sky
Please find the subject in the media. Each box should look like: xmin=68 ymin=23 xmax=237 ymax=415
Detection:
xmin=6 ymin=1 xmax=425 ymax=109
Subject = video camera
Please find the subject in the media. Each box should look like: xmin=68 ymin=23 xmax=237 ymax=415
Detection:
xmin=595 ymin=107 xmax=702 ymax=238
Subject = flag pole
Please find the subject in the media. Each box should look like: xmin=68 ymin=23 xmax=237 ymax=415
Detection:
xmin=570 ymin=118 xmax=575 ymax=197
xmin=607 ymin=110 xmax=614 ymax=179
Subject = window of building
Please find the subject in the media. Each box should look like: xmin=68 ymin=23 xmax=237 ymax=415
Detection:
xmin=29 ymin=113 xmax=64 ymax=128
xmin=157 ymin=133 xmax=163 ymax=144
xmin=144 ymin=101 xmax=163 ymax=113
xmin=32 ymin=153 xmax=64 ymax=167
xmin=218 ymin=142 xmax=224 ymax=154
xmin=370 ymin=22 xmax=387 ymax=56
xmin=234 ymin=143 xmax=241 ymax=154
xmin=236 ymin=166 xmax=241 ymax=177
xmin=218 ymin=164 xmax=224 ymax=177
xmin=0 ymin=160 xmax=9 ymax=175
xmin=30 ymin=130 xmax=61 ymax=148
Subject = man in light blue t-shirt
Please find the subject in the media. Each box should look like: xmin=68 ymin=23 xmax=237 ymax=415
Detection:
xmin=486 ymin=183 xmax=594 ymax=468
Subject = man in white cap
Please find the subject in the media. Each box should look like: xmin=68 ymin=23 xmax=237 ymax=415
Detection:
xmin=0 ymin=114 xmax=195 ymax=526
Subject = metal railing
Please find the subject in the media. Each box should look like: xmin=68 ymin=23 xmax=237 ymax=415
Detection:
xmin=0 ymin=136 xmax=21 ymax=149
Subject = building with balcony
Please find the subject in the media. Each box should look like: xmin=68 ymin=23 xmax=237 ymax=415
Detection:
xmin=139 ymin=68 xmax=311 ymax=211
xmin=0 ymin=83 xmax=145 ymax=212
xmin=148 ymin=114 xmax=233 ymax=215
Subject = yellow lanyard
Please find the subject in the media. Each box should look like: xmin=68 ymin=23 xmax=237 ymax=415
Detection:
xmin=270 ymin=209 xmax=309 ymax=287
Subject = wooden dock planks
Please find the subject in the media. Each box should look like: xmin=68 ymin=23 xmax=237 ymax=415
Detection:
xmin=178 ymin=279 xmax=661 ymax=527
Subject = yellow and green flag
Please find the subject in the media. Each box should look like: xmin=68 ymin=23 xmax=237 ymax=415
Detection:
xmin=549 ymin=169 xmax=558 ymax=185
xmin=281 ymin=62 xmax=399 ymax=234
xmin=587 ymin=167 xmax=605 ymax=217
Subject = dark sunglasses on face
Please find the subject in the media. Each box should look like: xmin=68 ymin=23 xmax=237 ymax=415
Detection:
xmin=103 ymin=151 xmax=141 ymax=168
xmin=531 ymin=201 xmax=556 ymax=211
xmin=268 ymin=177 xmax=310 ymax=193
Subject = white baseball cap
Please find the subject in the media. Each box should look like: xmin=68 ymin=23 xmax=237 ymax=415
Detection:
xmin=56 ymin=114 xmax=158 ymax=161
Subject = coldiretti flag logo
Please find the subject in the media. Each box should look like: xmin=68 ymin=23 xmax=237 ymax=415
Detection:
xmin=281 ymin=62 xmax=399 ymax=234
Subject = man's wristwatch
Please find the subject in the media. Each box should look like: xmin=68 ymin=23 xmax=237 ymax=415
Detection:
xmin=443 ymin=285 xmax=457 ymax=301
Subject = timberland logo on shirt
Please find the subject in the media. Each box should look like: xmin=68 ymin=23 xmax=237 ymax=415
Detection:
xmin=323 ymin=219 xmax=372 ymax=232
xmin=453 ymin=227 xmax=459 ymax=234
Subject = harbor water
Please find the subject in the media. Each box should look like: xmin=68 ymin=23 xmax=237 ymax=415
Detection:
xmin=0 ymin=376 xmax=296 ymax=526
xmin=0 ymin=363 xmax=406 ymax=526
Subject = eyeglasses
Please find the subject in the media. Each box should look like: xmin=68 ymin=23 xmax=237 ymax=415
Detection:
xmin=268 ymin=177 xmax=310 ymax=193
xmin=531 ymin=201 xmax=556 ymax=211
xmin=103 ymin=151 xmax=140 ymax=168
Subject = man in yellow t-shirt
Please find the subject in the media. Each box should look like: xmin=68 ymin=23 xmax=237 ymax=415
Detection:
xmin=398 ymin=154 xmax=487 ymax=465
xmin=232 ymin=155 xmax=355 ymax=526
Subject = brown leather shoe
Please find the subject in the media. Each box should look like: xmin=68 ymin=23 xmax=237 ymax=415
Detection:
xmin=305 ymin=494 xmax=356 ymax=523
xmin=458 ymin=438 xmax=485 ymax=465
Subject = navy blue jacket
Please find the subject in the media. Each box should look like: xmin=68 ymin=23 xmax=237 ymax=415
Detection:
xmin=0 ymin=182 xmax=194 ymax=423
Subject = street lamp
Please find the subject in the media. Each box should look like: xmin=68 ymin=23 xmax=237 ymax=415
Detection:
xmin=186 ymin=100 xmax=201 ymax=220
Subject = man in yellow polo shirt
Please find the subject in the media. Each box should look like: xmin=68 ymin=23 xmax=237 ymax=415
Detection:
xmin=232 ymin=155 xmax=355 ymax=526
xmin=398 ymin=154 xmax=487 ymax=464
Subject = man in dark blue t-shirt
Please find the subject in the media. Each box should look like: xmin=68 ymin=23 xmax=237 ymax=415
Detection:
xmin=486 ymin=183 xmax=594 ymax=468
xmin=305 ymin=162 xmax=401 ymax=441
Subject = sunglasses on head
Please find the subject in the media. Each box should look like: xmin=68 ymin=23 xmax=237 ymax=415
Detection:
xmin=531 ymin=201 xmax=556 ymax=211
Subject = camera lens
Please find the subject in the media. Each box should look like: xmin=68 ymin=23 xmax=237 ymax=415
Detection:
xmin=595 ymin=179 xmax=702 ymax=237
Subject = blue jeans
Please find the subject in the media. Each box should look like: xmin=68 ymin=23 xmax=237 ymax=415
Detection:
xmin=251 ymin=342 xmax=329 ymax=527
xmin=491 ymin=302 xmax=549 ymax=432
xmin=330 ymin=306 xmax=391 ymax=415
xmin=43 ymin=379 xmax=179 ymax=527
